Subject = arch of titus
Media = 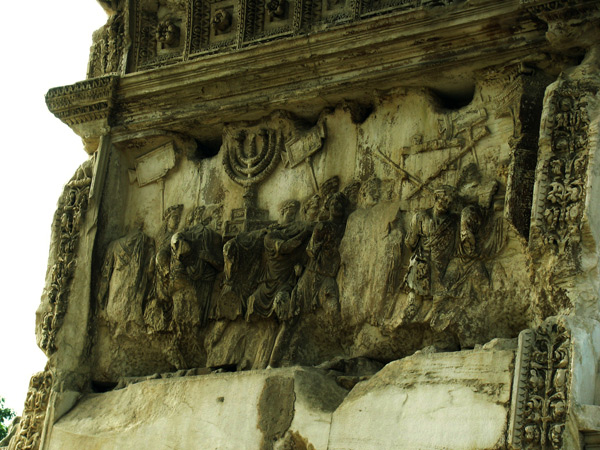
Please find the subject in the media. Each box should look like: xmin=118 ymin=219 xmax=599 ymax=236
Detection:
xmin=3 ymin=0 xmax=600 ymax=449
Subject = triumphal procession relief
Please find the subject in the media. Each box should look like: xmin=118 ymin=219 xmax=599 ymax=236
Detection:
xmin=5 ymin=0 xmax=600 ymax=449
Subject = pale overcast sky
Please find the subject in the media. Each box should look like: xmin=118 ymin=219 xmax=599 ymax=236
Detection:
xmin=0 ymin=2 xmax=107 ymax=414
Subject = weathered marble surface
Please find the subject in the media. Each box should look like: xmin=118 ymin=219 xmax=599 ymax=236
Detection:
xmin=329 ymin=345 xmax=515 ymax=450
xmin=6 ymin=0 xmax=600 ymax=449
xmin=44 ymin=346 xmax=517 ymax=450
xmin=45 ymin=367 xmax=346 ymax=450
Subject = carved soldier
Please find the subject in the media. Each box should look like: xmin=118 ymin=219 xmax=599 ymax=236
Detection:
xmin=170 ymin=207 xmax=224 ymax=328
xmin=291 ymin=192 xmax=348 ymax=316
xmin=160 ymin=206 xmax=224 ymax=369
xmin=97 ymin=228 xmax=155 ymax=336
xmin=443 ymin=205 xmax=489 ymax=298
xmin=246 ymin=200 xmax=311 ymax=320
xmin=382 ymin=212 xmax=404 ymax=298
xmin=342 ymin=179 xmax=362 ymax=212
xmin=155 ymin=205 xmax=183 ymax=303
xmin=218 ymin=228 xmax=267 ymax=320
xmin=359 ymin=177 xmax=381 ymax=208
xmin=403 ymin=185 xmax=457 ymax=323
xmin=302 ymin=194 xmax=322 ymax=223
xmin=269 ymin=192 xmax=348 ymax=367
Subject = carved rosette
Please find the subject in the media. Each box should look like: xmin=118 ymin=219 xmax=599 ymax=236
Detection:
xmin=128 ymin=0 xmax=460 ymax=68
xmin=509 ymin=320 xmax=571 ymax=450
xmin=532 ymin=80 xmax=596 ymax=259
xmin=7 ymin=370 xmax=52 ymax=450
xmin=40 ymin=161 xmax=93 ymax=355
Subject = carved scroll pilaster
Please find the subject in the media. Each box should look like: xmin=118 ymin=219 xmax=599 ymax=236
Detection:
xmin=39 ymin=160 xmax=94 ymax=355
xmin=509 ymin=320 xmax=571 ymax=450
xmin=530 ymin=80 xmax=597 ymax=265
xmin=7 ymin=371 xmax=52 ymax=450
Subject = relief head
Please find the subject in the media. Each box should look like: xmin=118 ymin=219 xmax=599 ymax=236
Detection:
xmin=326 ymin=192 xmax=348 ymax=221
xmin=433 ymin=185 xmax=455 ymax=215
xmin=279 ymin=200 xmax=300 ymax=225
xmin=359 ymin=177 xmax=381 ymax=208
xmin=164 ymin=204 xmax=184 ymax=233
xmin=303 ymin=194 xmax=321 ymax=222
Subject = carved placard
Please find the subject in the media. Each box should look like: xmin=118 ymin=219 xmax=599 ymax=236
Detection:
xmin=284 ymin=121 xmax=326 ymax=168
xmin=131 ymin=142 xmax=177 ymax=186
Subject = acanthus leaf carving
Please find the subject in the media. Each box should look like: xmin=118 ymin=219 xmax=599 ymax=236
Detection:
xmin=7 ymin=370 xmax=52 ymax=450
xmin=509 ymin=320 xmax=571 ymax=450
xmin=88 ymin=9 xmax=126 ymax=78
xmin=39 ymin=159 xmax=94 ymax=355
xmin=531 ymin=80 xmax=598 ymax=268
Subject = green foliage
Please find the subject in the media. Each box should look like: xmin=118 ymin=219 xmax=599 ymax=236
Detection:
xmin=0 ymin=397 xmax=16 ymax=442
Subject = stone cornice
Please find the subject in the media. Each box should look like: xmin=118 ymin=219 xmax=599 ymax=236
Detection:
xmin=47 ymin=0 xmax=591 ymax=143
xmin=46 ymin=76 xmax=119 ymax=126
xmin=45 ymin=76 xmax=119 ymax=146
xmin=114 ymin=0 xmax=549 ymax=138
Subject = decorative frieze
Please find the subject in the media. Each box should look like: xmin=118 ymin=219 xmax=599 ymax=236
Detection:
xmin=129 ymin=0 xmax=463 ymax=71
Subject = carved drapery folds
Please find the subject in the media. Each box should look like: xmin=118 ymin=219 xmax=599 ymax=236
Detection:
xmin=509 ymin=320 xmax=571 ymax=450
xmin=391 ymin=167 xmax=504 ymax=332
xmin=97 ymin=230 xmax=156 ymax=336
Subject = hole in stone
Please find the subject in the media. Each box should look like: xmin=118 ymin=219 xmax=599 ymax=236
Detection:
xmin=432 ymin=84 xmax=476 ymax=110
xmin=211 ymin=364 xmax=237 ymax=373
xmin=91 ymin=380 xmax=118 ymax=393
xmin=191 ymin=138 xmax=222 ymax=161
xmin=198 ymin=139 xmax=222 ymax=158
